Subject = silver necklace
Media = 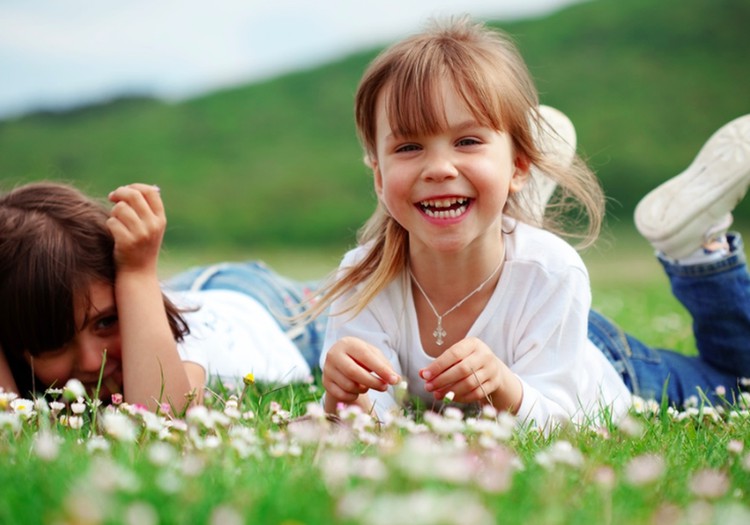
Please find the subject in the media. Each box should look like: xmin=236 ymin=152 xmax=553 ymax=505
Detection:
xmin=409 ymin=251 xmax=505 ymax=346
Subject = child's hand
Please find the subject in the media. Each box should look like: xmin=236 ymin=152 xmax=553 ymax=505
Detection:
xmin=322 ymin=336 xmax=400 ymax=411
xmin=107 ymin=184 xmax=165 ymax=274
xmin=419 ymin=337 xmax=522 ymax=412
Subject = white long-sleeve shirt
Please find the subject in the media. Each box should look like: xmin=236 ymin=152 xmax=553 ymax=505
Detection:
xmin=321 ymin=221 xmax=631 ymax=429
xmin=170 ymin=289 xmax=311 ymax=386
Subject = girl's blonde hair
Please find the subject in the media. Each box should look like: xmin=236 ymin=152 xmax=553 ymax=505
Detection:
xmin=310 ymin=16 xmax=604 ymax=320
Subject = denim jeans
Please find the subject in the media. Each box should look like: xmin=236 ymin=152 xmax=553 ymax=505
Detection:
xmin=589 ymin=233 xmax=750 ymax=406
xmin=164 ymin=261 xmax=326 ymax=370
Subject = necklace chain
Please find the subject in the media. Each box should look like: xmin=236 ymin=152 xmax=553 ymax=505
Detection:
xmin=409 ymin=250 xmax=506 ymax=346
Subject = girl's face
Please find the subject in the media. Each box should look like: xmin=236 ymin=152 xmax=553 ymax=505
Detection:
xmin=27 ymin=280 xmax=123 ymax=400
xmin=371 ymin=80 xmax=529 ymax=258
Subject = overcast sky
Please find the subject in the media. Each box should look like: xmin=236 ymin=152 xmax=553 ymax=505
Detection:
xmin=0 ymin=0 xmax=581 ymax=119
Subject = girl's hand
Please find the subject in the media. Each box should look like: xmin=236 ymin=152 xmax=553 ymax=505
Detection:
xmin=107 ymin=184 xmax=165 ymax=274
xmin=106 ymin=184 xmax=195 ymax=412
xmin=419 ymin=337 xmax=523 ymax=413
xmin=322 ymin=336 xmax=400 ymax=412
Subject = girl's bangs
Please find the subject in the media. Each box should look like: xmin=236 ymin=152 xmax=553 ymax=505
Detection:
xmin=20 ymin=259 xmax=78 ymax=357
xmin=384 ymin=59 xmax=505 ymax=139
xmin=2 ymin=237 xmax=81 ymax=358
xmin=385 ymin=70 xmax=447 ymax=138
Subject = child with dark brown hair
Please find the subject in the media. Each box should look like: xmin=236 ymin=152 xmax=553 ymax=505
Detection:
xmin=0 ymin=182 xmax=323 ymax=411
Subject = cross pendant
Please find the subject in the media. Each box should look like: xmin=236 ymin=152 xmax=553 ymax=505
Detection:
xmin=433 ymin=317 xmax=447 ymax=346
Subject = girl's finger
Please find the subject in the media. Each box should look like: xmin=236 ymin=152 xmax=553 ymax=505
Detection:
xmin=130 ymin=183 xmax=164 ymax=217
xmin=422 ymin=356 xmax=466 ymax=391
xmin=105 ymin=216 xmax=130 ymax=241
xmin=326 ymin=367 xmax=369 ymax=395
xmin=334 ymin=337 xmax=400 ymax=385
xmin=337 ymin=357 xmax=392 ymax=392
xmin=355 ymin=353 xmax=400 ymax=387
xmin=324 ymin=382 xmax=360 ymax=403
xmin=108 ymin=200 xmax=144 ymax=235
xmin=425 ymin=349 xmax=493 ymax=395
xmin=109 ymin=184 xmax=164 ymax=219
xmin=438 ymin=369 xmax=486 ymax=399
xmin=420 ymin=340 xmax=471 ymax=382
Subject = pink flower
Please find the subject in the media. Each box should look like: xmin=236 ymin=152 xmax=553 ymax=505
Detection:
xmin=592 ymin=466 xmax=616 ymax=490
xmin=624 ymin=454 xmax=665 ymax=486
xmin=111 ymin=393 xmax=123 ymax=405
xmin=727 ymin=439 xmax=744 ymax=455
xmin=689 ymin=468 xmax=730 ymax=499
xmin=651 ymin=503 xmax=683 ymax=525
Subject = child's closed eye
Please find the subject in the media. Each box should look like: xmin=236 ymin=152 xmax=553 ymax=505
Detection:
xmin=395 ymin=143 xmax=421 ymax=153
xmin=456 ymin=137 xmax=482 ymax=147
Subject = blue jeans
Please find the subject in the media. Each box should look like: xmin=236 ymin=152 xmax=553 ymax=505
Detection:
xmin=589 ymin=233 xmax=750 ymax=406
xmin=164 ymin=261 xmax=326 ymax=370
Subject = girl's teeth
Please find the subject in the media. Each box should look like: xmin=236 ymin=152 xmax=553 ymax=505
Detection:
xmin=421 ymin=198 xmax=467 ymax=208
xmin=422 ymin=200 xmax=469 ymax=218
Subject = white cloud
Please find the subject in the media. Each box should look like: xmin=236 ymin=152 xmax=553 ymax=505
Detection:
xmin=0 ymin=0 xmax=580 ymax=118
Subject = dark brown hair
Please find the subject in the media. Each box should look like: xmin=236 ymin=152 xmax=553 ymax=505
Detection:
xmin=0 ymin=181 xmax=188 ymax=395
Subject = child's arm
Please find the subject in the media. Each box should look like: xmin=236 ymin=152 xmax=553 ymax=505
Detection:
xmin=107 ymin=184 xmax=200 ymax=412
xmin=419 ymin=337 xmax=523 ymax=413
xmin=322 ymin=336 xmax=400 ymax=414
xmin=0 ymin=347 xmax=18 ymax=394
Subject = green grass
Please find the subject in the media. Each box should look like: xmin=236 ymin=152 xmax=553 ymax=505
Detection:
xmin=1 ymin=362 xmax=748 ymax=525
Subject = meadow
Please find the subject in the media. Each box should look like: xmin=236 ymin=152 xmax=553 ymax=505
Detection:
xmin=2 ymin=236 xmax=750 ymax=525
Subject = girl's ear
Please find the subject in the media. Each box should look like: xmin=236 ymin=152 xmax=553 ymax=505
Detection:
xmin=509 ymin=155 xmax=531 ymax=194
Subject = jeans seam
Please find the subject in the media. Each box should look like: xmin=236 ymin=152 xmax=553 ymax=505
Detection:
xmin=589 ymin=312 xmax=642 ymax=396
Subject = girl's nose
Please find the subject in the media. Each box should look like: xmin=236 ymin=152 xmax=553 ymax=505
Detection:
xmin=76 ymin=341 xmax=105 ymax=374
xmin=422 ymin=149 xmax=459 ymax=182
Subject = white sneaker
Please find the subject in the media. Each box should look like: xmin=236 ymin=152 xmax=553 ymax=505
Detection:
xmin=526 ymin=105 xmax=577 ymax=223
xmin=634 ymin=114 xmax=750 ymax=259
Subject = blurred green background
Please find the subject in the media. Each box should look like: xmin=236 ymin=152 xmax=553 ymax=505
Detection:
xmin=1 ymin=0 xmax=748 ymax=267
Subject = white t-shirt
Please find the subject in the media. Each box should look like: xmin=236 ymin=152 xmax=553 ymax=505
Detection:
xmin=168 ymin=289 xmax=311 ymax=386
xmin=322 ymin=221 xmax=632 ymax=429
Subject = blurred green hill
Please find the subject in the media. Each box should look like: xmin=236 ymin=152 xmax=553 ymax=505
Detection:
xmin=1 ymin=0 xmax=748 ymax=250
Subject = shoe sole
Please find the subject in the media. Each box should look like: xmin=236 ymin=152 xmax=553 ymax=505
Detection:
xmin=527 ymin=105 xmax=576 ymax=221
xmin=634 ymin=114 xmax=750 ymax=258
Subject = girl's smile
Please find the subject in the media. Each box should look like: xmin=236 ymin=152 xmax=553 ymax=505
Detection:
xmin=417 ymin=196 xmax=473 ymax=222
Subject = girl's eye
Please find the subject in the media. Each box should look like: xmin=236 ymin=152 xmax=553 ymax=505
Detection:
xmin=395 ymin=143 xmax=420 ymax=153
xmin=94 ymin=315 xmax=118 ymax=332
xmin=456 ymin=137 xmax=481 ymax=147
